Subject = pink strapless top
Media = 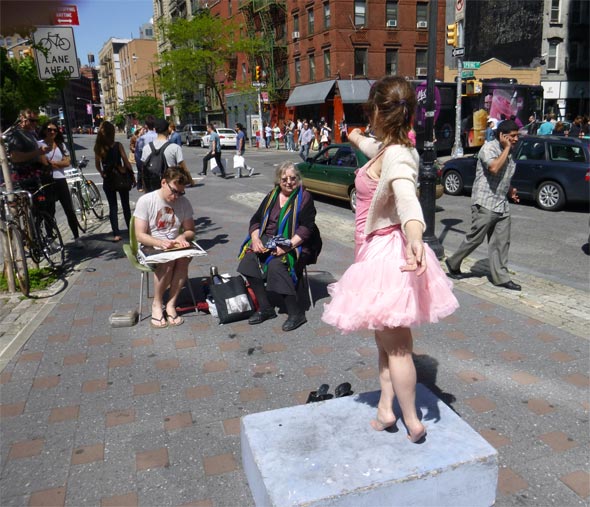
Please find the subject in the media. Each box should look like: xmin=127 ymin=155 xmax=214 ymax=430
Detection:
xmin=354 ymin=164 xmax=379 ymax=239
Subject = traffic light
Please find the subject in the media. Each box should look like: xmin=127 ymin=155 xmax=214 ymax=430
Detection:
xmin=446 ymin=23 xmax=458 ymax=47
xmin=255 ymin=65 xmax=261 ymax=81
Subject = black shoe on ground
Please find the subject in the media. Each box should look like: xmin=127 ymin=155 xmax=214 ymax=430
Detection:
xmin=248 ymin=308 xmax=277 ymax=325
xmin=444 ymin=259 xmax=463 ymax=280
xmin=495 ymin=280 xmax=521 ymax=291
xmin=282 ymin=313 xmax=307 ymax=332
xmin=198 ymin=172 xmax=206 ymax=176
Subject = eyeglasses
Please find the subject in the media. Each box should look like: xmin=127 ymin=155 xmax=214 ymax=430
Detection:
xmin=166 ymin=182 xmax=185 ymax=197
xmin=281 ymin=176 xmax=298 ymax=183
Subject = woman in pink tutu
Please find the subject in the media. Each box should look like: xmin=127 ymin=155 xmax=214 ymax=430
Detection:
xmin=322 ymin=76 xmax=459 ymax=442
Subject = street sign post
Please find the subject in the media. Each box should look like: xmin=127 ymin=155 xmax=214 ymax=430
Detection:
xmin=452 ymin=47 xmax=465 ymax=58
xmin=32 ymin=26 xmax=80 ymax=80
xmin=463 ymin=61 xmax=480 ymax=69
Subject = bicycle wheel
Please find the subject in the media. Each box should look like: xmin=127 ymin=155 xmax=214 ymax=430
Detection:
xmin=70 ymin=188 xmax=87 ymax=232
xmin=35 ymin=211 xmax=64 ymax=267
xmin=20 ymin=213 xmax=42 ymax=264
xmin=7 ymin=224 xmax=30 ymax=296
xmin=87 ymin=181 xmax=105 ymax=219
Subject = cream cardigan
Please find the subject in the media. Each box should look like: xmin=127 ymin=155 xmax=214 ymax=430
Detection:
xmin=356 ymin=136 xmax=425 ymax=236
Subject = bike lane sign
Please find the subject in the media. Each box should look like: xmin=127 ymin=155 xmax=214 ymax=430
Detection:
xmin=32 ymin=26 xmax=80 ymax=80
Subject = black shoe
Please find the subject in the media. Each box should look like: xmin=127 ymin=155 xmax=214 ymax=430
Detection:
xmin=198 ymin=172 xmax=206 ymax=176
xmin=334 ymin=382 xmax=353 ymax=398
xmin=306 ymin=384 xmax=332 ymax=403
xmin=495 ymin=280 xmax=521 ymax=291
xmin=282 ymin=313 xmax=307 ymax=332
xmin=444 ymin=259 xmax=463 ymax=280
xmin=248 ymin=308 xmax=277 ymax=325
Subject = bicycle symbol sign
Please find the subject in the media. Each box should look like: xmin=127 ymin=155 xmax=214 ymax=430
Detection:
xmin=32 ymin=26 xmax=79 ymax=80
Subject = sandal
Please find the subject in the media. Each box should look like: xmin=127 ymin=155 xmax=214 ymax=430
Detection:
xmin=150 ymin=316 xmax=168 ymax=329
xmin=166 ymin=314 xmax=184 ymax=327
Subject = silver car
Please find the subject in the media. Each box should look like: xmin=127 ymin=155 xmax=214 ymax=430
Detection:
xmin=181 ymin=124 xmax=208 ymax=146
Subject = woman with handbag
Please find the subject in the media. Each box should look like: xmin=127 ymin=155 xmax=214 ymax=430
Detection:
xmin=38 ymin=122 xmax=82 ymax=248
xmin=94 ymin=121 xmax=135 ymax=242
xmin=237 ymin=161 xmax=322 ymax=332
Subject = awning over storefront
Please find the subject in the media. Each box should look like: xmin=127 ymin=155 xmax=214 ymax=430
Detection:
xmin=337 ymin=79 xmax=375 ymax=104
xmin=285 ymin=80 xmax=336 ymax=107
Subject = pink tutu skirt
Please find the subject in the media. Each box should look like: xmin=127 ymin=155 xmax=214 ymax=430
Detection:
xmin=322 ymin=226 xmax=459 ymax=334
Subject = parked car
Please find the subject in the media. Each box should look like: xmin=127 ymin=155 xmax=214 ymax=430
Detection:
xmin=201 ymin=127 xmax=238 ymax=149
xmin=181 ymin=124 xmax=208 ymax=146
xmin=297 ymin=144 xmax=443 ymax=213
xmin=441 ymin=135 xmax=590 ymax=211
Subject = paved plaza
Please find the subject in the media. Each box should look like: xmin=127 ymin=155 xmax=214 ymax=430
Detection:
xmin=0 ymin=161 xmax=588 ymax=506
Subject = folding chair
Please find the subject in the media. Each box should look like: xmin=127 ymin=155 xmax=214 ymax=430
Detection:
xmin=123 ymin=216 xmax=198 ymax=322
xmin=302 ymin=265 xmax=315 ymax=308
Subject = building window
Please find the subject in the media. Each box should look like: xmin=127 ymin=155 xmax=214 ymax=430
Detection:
xmin=295 ymin=58 xmax=301 ymax=83
xmin=386 ymin=49 xmax=398 ymax=75
xmin=309 ymin=54 xmax=316 ymax=81
xmin=571 ymin=0 xmax=588 ymax=24
xmin=228 ymin=0 xmax=232 ymax=17
xmin=242 ymin=62 xmax=247 ymax=81
xmin=386 ymin=1 xmax=398 ymax=26
xmin=416 ymin=50 xmax=427 ymax=76
xmin=550 ymin=0 xmax=560 ymax=22
xmin=294 ymin=14 xmax=299 ymax=33
xmin=416 ymin=3 xmax=428 ymax=27
xmin=547 ymin=41 xmax=559 ymax=70
xmin=324 ymin=50 xmax=331 ymax=78
xmin=354 ymin=0 xmax=366 ymax=27
xmin=354 ymin=48 xmax=367 ymax=76
xmin=308 ymin=8 xmax=314 ymax=35
xmin=324 ymin=2 xmax=331 ymax=29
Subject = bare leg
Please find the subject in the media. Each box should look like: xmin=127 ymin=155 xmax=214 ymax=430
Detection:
xmin=375 ymin=327 xmax=425 ymax=442
xmin=164 ymin=258 xmax=191 ymax=324
xmin=371 ymin=333 xmax=397 ymax=431
xmin=152 ymin=262 xmax=174 ymax=326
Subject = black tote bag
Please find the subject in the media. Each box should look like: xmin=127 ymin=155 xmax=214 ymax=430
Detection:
xmin=209 ymin=275 xmax=255 ymax=324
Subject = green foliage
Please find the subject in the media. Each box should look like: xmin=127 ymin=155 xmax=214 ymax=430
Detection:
xmin=121 ymin=93 xmax=163 ymax=122
xmin=0 ymin=267 xmax=57 ymax=293
xmin=0 ymin=47 xmax=67 ymax=127
xmin=113 ymin=113 xmax=126 ymax=130
xmin=158 ymin=12 xmax=263 ymax=119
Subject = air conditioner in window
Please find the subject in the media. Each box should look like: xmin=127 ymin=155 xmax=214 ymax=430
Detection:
xmin=386 ymin=20 xmax=397 ymax=28
xmin=416 ymin=67 xmax=427 ymax=76
xmin=292 ymin=31 xmax=300 ymax=40
xmin=417 ymin=21 xmax=428 ymax=28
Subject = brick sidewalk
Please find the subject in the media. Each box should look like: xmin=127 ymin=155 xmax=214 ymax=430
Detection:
xmin=0 ymin=184 xmax=588 ymax=506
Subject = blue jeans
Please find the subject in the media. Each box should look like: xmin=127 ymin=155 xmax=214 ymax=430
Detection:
xmin=299 ymin=143 xmax=310 ymax=161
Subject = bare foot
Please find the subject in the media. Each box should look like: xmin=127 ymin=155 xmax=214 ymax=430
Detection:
xmin=406 ymin=422 xmax=426 ymax=443
xmin=370 ymin=417 xmax=397 ymax=431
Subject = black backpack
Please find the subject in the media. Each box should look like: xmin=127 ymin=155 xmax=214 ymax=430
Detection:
xmin=144 ymin=141 xmax=170 ymax=179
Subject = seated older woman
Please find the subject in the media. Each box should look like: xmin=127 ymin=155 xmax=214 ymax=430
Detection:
xmin=238 ymin=161 xmax=321 ymax=332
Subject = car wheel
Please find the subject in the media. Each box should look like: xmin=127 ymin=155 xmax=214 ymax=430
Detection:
xmin=536 ymin=181 xmax=565 ymax=211
xmin=349 ymin=187 xmax=357 ymax=213
xmin=443 ymin=170 xmax=464 ymax=196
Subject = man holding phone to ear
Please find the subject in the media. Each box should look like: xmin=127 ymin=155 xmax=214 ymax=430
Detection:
xmin=445 ymin=120 xmax=522 ymax=291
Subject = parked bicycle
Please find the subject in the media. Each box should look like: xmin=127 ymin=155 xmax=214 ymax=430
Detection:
xmin=65 ymin=156 xmax=104 ymax=232
xmin=0 ymin=191 xmax=29 ymax=296
xmin=6 ymin=184 xmax=65 ymax=269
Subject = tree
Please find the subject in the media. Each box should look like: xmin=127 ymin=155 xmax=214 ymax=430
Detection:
xmin=0 ymin=48 xmax=67 ymax=129
xmin=121 ymin=93 xmax=162 ymax=123
xmin=158 ymin=12 xmax=262 ymax=122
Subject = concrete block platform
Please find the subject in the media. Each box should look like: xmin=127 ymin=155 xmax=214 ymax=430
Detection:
xmin=241 ymin=384 xmax=498 ymax=507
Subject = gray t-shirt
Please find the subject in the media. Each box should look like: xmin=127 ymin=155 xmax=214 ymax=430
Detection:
xmin=133 ymin=189 xmax=194 ymax=241
xmin=140 ymin=138 xmax=184 ymax=167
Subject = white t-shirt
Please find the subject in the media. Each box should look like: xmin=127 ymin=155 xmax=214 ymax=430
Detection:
xmin=38 ymin=141 xmax=69 ymax=179
xmin=133 ymin=189 xmax=194 ymax=242
xmin=140 ymin=138 xmax=184 ymax=167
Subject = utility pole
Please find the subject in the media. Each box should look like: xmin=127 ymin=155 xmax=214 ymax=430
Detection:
xmin=418 ymin=0 xmax=443 ymax=258
xmin=448 ymin=4 xmax=465 ymax=158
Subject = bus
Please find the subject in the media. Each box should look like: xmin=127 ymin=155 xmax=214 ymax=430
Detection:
xmin=413 ymin=79 xmax=544 ymax=153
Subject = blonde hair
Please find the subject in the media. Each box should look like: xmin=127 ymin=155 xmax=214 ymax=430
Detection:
xmin=274 ymin=161 xmax=302 ymax=186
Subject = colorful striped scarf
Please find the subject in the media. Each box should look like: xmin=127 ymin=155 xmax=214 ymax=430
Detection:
xmin=239 ymin=185 xmax=304 ymax=283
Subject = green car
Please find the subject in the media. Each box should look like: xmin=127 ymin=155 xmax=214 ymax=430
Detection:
xmin=297 ymin=144 xmax=368 ymax=213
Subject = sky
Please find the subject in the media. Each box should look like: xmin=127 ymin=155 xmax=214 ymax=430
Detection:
xmin=72 ymin=0 xmax=154 ymax=66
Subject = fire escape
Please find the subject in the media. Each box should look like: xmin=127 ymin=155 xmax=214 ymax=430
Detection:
xmin=239 ymin=0 xmax=289 ymax=103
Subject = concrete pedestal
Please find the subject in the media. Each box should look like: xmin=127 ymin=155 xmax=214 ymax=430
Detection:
xmin=241 ymin=384 xmax=497 ymax=507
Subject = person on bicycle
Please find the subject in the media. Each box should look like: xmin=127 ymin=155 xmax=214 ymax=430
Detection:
xmin=6 ymin=109 xmax=48 ymax=192
xmin=38 ymin=122 xmax=82 ymax=248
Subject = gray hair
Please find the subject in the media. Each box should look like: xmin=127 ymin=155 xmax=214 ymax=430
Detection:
xmin=274 ymin=161 xmax=302 ymax=186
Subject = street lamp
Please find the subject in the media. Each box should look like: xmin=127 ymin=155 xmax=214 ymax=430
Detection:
xmin=76 ymin=97 xmax=100 ymax=129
